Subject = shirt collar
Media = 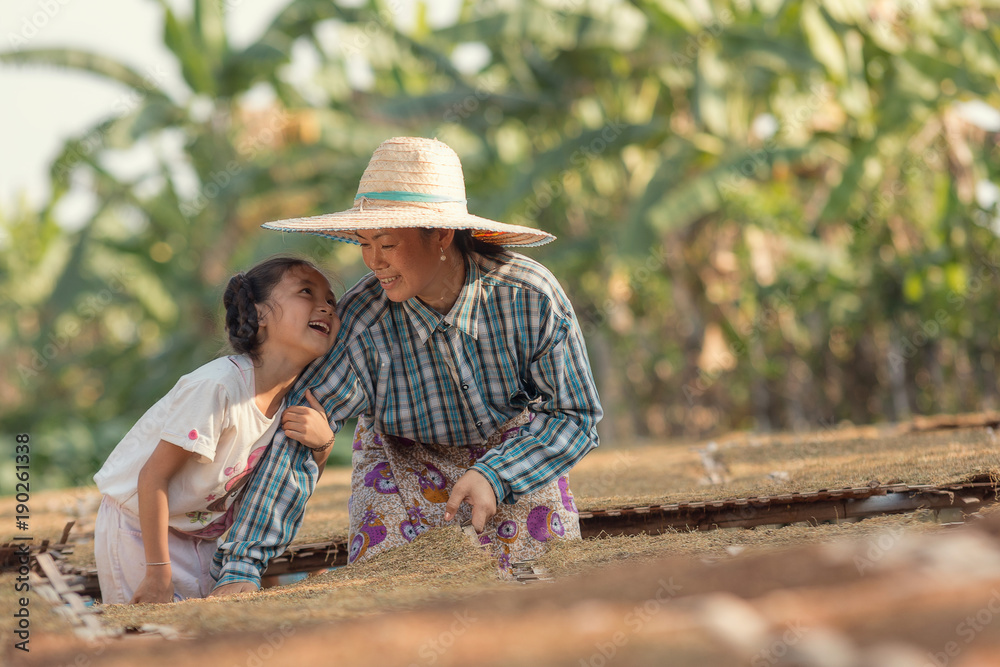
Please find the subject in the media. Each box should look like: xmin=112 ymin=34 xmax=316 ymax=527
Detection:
xmin=403 ymin=255 xmax=482 ymax=345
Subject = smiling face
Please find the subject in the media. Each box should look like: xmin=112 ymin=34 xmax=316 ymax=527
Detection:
xmin=257 ymin=265 xmax=339 ymax=365
xmin=355 ymin=228 xmax=465 ymax=313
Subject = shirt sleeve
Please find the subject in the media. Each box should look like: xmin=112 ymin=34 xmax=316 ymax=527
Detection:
xmin=211 ymin=357 xmax=368 ymax=588
xmin=211 ymin=426 xmax=316 ymax=588
xmin=291 ymin=339 xmax=373 ymax=430
xmin=159 ymin=377 xmax=231 ymax=464
xmin=472 ymin=307 xmax=603 ymax=504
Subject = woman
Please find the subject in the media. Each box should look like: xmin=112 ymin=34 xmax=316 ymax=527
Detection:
xmin=211 ymin=137 xmax=602 ymax=593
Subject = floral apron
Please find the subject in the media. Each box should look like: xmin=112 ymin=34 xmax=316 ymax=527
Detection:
xmin=347 ymin=411 xmax=580 ymax=578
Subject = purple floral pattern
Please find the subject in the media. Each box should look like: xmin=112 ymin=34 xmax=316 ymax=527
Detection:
xmin=363 ymin=461 xmax=399 ymax=494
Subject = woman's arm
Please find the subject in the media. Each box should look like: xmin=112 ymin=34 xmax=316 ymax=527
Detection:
xmin=211 ymin=365 xmax=368 ymax=594
xmin=132 ymin=440 xmax=194 ymax=604
xmin=472 ymin=312 xmax=603 ymax=504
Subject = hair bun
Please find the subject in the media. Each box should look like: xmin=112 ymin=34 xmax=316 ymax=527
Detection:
xmin=223 ymin=272 xmax=259 ymax=358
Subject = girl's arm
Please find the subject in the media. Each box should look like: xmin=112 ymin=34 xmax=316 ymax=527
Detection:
xmin=132 ymin=440 xmax=194 ymax=604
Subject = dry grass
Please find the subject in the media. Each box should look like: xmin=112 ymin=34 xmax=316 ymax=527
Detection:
xmin=533 ymin=511 xmax=937 ymax=578
xmin=5 ymin=424 xmax=996 ymax=547
xmin=569 ymin=425 xmax=1000 ymax=508
xmin=2 ymin=421 xmax=997 ymax=646
xmin=25 ymin=513 xmax=935 ymax=642
xmin=96 ymin=525 xmax=504 ymax=636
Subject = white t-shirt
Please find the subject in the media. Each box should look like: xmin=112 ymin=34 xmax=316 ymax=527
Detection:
xmin=94 ymin=355 xmax=284 ymax=538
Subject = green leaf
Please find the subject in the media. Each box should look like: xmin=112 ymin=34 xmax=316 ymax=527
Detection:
xmin=903 ymin=271 xmax=924 ymax=302
xmin=801 ymin=0 xmax=846 ymax=81
xmin=695 ymin=47 xmax=730 ymax=137
xmin=163 ymin=5 xmax=216 ymax=95
xmin=0 ymin=48 xmax=171 ymax=101
xmin=194 ymin=0 xmax=227 ymax=57
xmin=944 ymin=263 xmax=966 ymax=294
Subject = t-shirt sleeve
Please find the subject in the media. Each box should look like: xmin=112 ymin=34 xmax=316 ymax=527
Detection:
xmin=158 ymin=378 xmax=231 ymax=463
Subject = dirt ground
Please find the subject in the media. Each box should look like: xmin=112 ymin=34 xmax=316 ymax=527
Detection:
xmin=3 ymin=418 xmax=1000 ymax=666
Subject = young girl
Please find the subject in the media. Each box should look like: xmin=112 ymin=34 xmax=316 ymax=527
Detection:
xmin=94 ymin=255 xmax=339 ymax=604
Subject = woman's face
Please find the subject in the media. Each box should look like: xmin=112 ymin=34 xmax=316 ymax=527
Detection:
xmin=356 ymin=228 xmax=463 ymax=312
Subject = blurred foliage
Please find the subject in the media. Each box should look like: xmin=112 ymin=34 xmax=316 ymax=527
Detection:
xmin=2 ymin=0 xmax=1000 ymax=489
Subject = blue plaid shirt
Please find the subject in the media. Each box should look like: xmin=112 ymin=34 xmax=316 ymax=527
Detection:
xmin=212 ymin=251 xmax=602 ymax=587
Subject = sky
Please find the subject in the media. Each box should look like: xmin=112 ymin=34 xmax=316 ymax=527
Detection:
xmin=1 ymin=0 xmax=280 ymax=217
xmin=0 ymin=0 xmax=463 ymax=226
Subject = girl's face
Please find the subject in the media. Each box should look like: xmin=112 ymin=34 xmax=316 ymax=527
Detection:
xmin=355 ymin=228 xmax=463 ymax=313
xmin=258 ymin=266 xmax=339 ymax=364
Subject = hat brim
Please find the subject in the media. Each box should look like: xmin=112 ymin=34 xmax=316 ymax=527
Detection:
xmin=261 ymin=209 xmax=555 ymax=248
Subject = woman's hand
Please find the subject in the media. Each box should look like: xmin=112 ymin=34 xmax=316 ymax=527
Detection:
xmin=282 ymin=389 xmax=334 ymax=450
xmin=209 ymin=581 xmax=259 ymax=597
xmin=444 ymin=469 xmax=497 ymax=533
xmin=130 ymin=568 xmax=175 ymax=604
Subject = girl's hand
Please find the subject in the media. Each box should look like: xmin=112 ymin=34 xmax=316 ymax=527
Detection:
xmin=281 ymin=389 xmax=334 ymax=450
xmin=130 ymin=569 xmax=175 ymax=604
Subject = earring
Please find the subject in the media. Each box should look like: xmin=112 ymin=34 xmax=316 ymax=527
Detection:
xmin=440 ymin=247 xmax=447 ymax=262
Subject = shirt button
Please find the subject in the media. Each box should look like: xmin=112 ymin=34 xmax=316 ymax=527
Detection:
xmin=461 ymin=384 xmax=469 ymax=390
xmin=476 ymin=421 xmax=483 ymax=427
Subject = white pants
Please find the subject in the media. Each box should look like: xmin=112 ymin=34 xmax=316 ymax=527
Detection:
xmin=94 ymin=495 xmax=218 ymax=604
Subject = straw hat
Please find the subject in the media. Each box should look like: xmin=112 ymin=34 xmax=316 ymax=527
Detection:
xmin=261 ymin=137 xmax=555 ymax=247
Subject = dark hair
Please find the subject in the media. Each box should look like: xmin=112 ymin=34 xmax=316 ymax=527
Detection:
xmin=223 ymin=255 xmax=331 ymax=362
xmin=421 ymin=229 xmax=509 ymax=258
